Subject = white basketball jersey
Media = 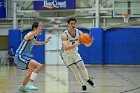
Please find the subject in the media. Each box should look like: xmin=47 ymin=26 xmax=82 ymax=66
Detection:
xmin=63 ymin=29 xmax=81 ymax=54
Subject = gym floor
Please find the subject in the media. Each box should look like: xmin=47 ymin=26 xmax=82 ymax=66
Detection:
xmin=0 ymin=65 xmax=140 ymax=93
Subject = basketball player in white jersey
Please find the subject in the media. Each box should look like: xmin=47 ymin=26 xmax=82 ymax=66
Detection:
xmin=14 ymin=22 xmax=51 ymax=92
xmin=60 ymin=18 xmax=94 ymax=92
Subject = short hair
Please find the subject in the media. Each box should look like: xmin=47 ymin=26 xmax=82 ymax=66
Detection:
xmin=32 ymin=22 xmax=39 ymax=30
xmin=67 ymin=18 xmax=77 ymax=24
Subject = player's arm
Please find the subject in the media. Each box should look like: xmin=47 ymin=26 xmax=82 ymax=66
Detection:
xmin=62 ymin=33 xmax=79 ymax=51
xmin=24 ymin=22 xmax=42 ymax=41
xmin=34 ymin=37 xmax=52 ymax=45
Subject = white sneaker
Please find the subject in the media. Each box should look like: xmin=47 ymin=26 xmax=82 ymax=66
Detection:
xmin=18 ymin=85 xmax=30 ymax=92
xmin=26 ymin=82 xmax=38 ymax=90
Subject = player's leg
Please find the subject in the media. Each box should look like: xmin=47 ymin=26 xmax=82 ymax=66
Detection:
xmin=75 ymin=54 xmax=94 ymax=87
xmin=16 ymin=55 xmax=42 ymax=91
xmin=25 ymin=59 xmax=43 ymax=90
xmin=77 ymin=61 xmax=94 ymax=87
xmin=68 ymin=64 xmax=87 ymax=91
xmin=22 ymin=67 xmax=33 ymax=86
xmin=60 ymin=52 xmax=87 ymax=91
xmin=18 ymin=67 xmax=33 ymax=92
xmin=14 ymin=55 xmax=31 ymax=92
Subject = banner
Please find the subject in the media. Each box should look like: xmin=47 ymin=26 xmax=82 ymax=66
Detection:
xmin=0 ymin=0 xmax=7 ymax=19
xmin=33 ymin=0 xmax=76 ymax=10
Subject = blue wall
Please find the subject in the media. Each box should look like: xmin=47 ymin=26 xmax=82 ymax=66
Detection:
xmin=31 ymin=29 xmax=45 ymax=64
xmin=78 ymin=28 xmax=92 ymax=64
xmin=105 ymin=28 xmax=140 ymax=64
xmin=9 ymin=28 xmax=140 ymax=65
xmin=90 ymin=28 xmax=103 ymax=64
xmin=78 ymin=28 xmax=103 ymax=64
xmin=78 ymin=28 xmax=140 ymax=65
xmin=8 ymin=29 xmax=21 ymax=54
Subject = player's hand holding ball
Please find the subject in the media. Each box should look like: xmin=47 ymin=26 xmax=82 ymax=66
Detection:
xmin=79 ymin=33 xmax=94 ymax=47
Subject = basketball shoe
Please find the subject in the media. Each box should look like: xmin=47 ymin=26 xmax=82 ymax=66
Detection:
xmin=82 ymin=85 xmax=87 ymax=91
xmin=18 ymin=85 xmax=29 ymax=92
xmin=26 ymin=82 xmax=38 ymax=90
xmin=87 ymin=79 xmax=95 ymax=87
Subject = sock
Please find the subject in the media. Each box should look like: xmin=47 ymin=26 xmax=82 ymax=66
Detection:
xmin=30 ymin=72 xmax=38 ymax=81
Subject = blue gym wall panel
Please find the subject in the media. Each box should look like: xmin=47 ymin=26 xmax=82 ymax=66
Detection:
xmin=78 ymin=28 xmax=103 ymax=64
xmin=8 ymin=29 xmax=21 ymax=54
xmin=78 ymin=28 xmax=92 ymax=64
xmin=104 ymin=28 xmax=140 ymax=64
xmin=32 ymin=29 xmax=45 ymax=64
xmin=89 ymin=28 xmax=103 ymax=64
xmin=22 ymin=29 xmax=45 ymax=64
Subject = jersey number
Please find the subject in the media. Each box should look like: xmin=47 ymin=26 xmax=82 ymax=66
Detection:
xmin=72 ymin=42 xmax=75 ymax=45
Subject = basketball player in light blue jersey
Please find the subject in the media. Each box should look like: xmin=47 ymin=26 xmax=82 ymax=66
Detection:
xmin=14 ymin=22 xmax=51 ymax=92
xmin=60 ymin=18 xmax=94 ymax=92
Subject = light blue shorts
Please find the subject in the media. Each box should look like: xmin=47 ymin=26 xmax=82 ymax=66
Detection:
xmin=14 ymin=54 xmax=31 ymax=70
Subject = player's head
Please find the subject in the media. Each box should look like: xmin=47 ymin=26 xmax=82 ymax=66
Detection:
xmin=67 ymin=18 xmax=77 ymax=30
xmin=32 ymin=22 xmax=42 ymax=35
xmin=32 ymin=22 xmax=39 ymax=31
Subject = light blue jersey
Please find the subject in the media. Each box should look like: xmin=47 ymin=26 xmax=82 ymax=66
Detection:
xmin=16 ymin=37 xmax=36 ymax=56
xmin=14 ymin=37 xmax=36 ymax=70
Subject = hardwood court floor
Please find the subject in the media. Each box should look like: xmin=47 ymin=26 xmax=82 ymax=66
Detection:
xmin=0 ymin=65 xmax=140 ymax=93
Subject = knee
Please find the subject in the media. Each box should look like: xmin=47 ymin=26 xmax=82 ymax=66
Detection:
xmin=39 ymin=64 xmax=43 ymax=68
xmin=36 ymin=64 xmax=43 ymax=70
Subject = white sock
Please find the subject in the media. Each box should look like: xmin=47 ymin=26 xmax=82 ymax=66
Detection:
xmin=30 ymin=72 xmax=38 ymax=81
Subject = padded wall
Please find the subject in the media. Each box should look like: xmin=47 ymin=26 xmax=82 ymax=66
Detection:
xmin=31 ymin=29 xmax=45 ymax=64
xmin=78 ymin=28 xmax=103 ymax=64
xmin=8 ymin=29 xmax=21 ymax=54
xmin=78 ymin=28 xmax=91 ymax=64
xmin=79 ymin=28 xmax=140 ymax=65
xmin=105 ymin=28 xmax=140 ymax=64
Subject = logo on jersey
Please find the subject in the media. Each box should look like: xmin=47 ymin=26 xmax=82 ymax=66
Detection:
xmin=70 ymin=39 xmax=78 ymax=42
xmin=70 ymin=39 xmax=78 ymax=45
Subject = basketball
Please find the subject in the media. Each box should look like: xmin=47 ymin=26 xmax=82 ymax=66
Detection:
xmin=79 ymin=33 xmax=92 ymax=44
